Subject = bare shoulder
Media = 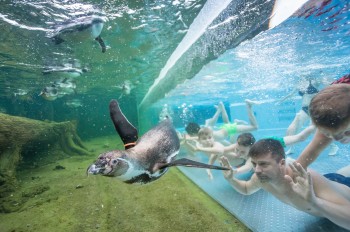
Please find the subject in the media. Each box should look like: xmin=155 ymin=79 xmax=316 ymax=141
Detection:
xmin=309 ymin=170 xmax=350 ymax=203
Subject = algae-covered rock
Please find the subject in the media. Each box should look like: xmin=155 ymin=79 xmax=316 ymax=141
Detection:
xmin=0 ymin=113 xmax=90 ymax=198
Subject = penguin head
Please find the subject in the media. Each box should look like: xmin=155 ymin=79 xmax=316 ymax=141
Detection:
xmin=87 ymin=150 xmax=129 ymax=177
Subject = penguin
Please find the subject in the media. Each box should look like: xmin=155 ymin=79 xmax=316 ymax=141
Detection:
xmin=43 ymin=67 xmax=88 ymax=78
xmin=48 ymin=16 xmax=107 ymax=53
xmin=39 ymin=86 xmax=59 ymax=101
xmin=52 ymin=78 xmax=76 ymax=93
xmin=87 ymin=100 xmax=229 ymax=184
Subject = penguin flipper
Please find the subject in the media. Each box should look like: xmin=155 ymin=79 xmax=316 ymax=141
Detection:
xmin=95 ymin=36 xmax=106 ymax=53
xmin=109 ymin=99 xmax=138 ymax=149
xmin=159 ymin=158 xmax=229 ymax=170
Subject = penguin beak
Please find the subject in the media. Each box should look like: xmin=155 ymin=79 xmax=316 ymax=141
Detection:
xmin=86 ymin=164 xmax=105 ymax=176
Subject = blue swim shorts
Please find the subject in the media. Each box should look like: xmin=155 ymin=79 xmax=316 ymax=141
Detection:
xmin=324 ymin=173 xmax=350 ymax=188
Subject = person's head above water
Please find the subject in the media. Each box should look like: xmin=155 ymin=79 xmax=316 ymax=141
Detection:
xmin=185 ymin=122 xmax=200 ymax=136
xmin=309 ymin=84 xmax=350 ymax=143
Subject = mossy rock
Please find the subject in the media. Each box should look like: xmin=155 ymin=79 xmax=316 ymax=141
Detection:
xmin=0 ymin=113 xmax=90 ymax=197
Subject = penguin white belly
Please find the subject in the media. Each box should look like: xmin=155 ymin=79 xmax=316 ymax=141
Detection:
xmin=61 ymin=29 xmax=93 ymax=42
xmin=91 ymin=23 xmax=103 ymax=38
xmin=118 ymin=164 xmax=169 ymax=185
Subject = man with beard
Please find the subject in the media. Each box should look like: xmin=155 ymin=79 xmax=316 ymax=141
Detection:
xmin=220 ymin=139 xmax=350 ymax=230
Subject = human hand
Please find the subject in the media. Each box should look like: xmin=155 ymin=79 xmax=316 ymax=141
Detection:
xmin=284 ymin=162 xmax=316 ymax=204
xmin=219 ymin=156 xmax=234 ymax=179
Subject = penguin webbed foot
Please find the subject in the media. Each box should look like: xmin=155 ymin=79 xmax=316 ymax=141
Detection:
xmin=95 ymin=36 xmax=106 ymax=53
xmin=52 ymin=36 xmax=65 ymax=45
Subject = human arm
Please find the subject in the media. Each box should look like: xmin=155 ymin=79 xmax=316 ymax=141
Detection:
xmin=184 ymin=133 xmax=198 ymax=141
xmin=235 ymin=158 xmax=253 ymax=174
xmin=184 ymin=140 xmax=198 ymax=152
xmin=283 ymin=125 xmax=316 ymax=146
xmin=220 ymin=157 xmax=261 ymax=195
xmin=296 ymin=129 xmax=332 ymax=168
xmin=177 ymin=131 xmax=185 ymax=145
xmin=223 ymin=143 xmax=239 ymax=157
xmin=285 ymin=162 xmax=350 ymax=230
xmin=206 ymin=154 xmax=218 ymax=180
xmin=236 ymin=99 xmax=259 ymax=132
xmin=195 ymin=142 xmax=225 ymax=154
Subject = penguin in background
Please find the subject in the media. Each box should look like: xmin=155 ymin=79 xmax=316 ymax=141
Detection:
xmin=48 ymin=15 xmax=107 ymax=53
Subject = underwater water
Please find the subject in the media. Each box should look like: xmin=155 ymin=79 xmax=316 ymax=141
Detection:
xmin=1 ymin=0 xmax=350 ymax=231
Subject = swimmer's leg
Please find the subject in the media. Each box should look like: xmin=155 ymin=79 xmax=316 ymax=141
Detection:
xmin=244 ymin=99 xmax=258 ymax=131
xmin=286 ymin=110 xmax=309 ymax=136
xmin=285 ymin=110 xmax=310 ymax=154
xmin=95 ymin=36 xmax=106 ymax=53
xmin=109 ymin=99 xmax=138 ymax=149
xmin=218 ymin=102 xmax=230 ymax=124
xmin=205 ymin=104 xmax=221 ymax=127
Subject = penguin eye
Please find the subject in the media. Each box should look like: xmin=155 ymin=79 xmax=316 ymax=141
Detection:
xmin=112 ymin=159 xmax=118 ymax=164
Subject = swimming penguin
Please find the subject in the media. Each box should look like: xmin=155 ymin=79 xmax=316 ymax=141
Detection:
xmin=39 ymin=86 xmax=59 ymax=101
xmin=48 ymin=16 xmax=107 ymax=53
xmin=50 ymin=78 xmax=76 ymax=96
xmin=87 ymin=100 xmax=229 ymax=185
xmin=43 ymin=67 xmax=88 ymax=78
xmin=116 ymin=80 xmax=135 ymax=99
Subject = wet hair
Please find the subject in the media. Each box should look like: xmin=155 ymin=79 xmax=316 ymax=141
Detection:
xmin=197 ymin=127 xmax=213 ymax=138
xmin=248 ymin=139 xmax=285 ymax=162
xmin=185 ymin=122 xmax=201 ymax=136
xmin=309 ymin=84 xmax=350 ymax=130
xmin=237 ymin=133 xmax=255 ymax=147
